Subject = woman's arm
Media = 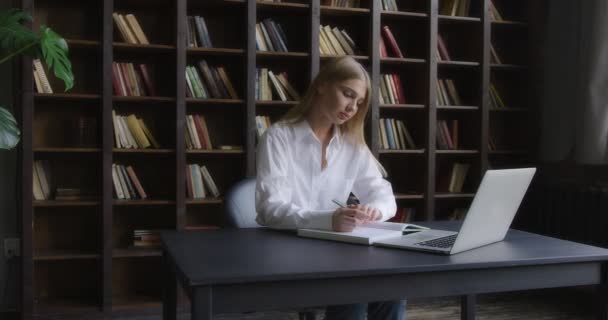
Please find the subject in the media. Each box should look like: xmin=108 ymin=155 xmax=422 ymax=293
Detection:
xmin=351 ymin=148 xmax=397 ymax=221
xmin=255 ymin=127 xmax=334 ymax=230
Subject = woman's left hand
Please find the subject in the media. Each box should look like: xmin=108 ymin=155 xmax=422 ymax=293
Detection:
xmin=349 ymin=204 xmax=382 ymax=222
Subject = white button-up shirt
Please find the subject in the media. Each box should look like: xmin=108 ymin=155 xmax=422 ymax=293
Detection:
xmin=255 ymin=120 xmax=397 ymax=230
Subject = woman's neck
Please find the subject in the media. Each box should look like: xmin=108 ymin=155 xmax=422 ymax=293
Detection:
xmin=306 ymin=111 xmax=333 ymax=143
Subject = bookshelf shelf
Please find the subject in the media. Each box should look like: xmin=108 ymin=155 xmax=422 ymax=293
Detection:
xmin=34 ymin=93 xmax=101 ymax=101
xmin=33 ymin=200 xmax=101 ymax=207
xmin=113 ymin=42 xmax=175 ymax=52
xmin=435 ymin=193 xmax=476 ymax=199
xmin=34 ymin=250 xmax=100 ymax=261
xmin=186 ymin=47 xmax=245 ymax=56
xmin=113 ymin=200 xmax=175 ymax=206
xmin=394 ymin=193 xmax=425 ymax=200
xmin=320 ymin=6 xmax=370 ymax=16
xmin=186 ymin=198 xmax=224 ymax=205
xmin=34 ymin=147 xmax=102 ymax=153
xmin=112 ymin=248 xmax=162 ymax=258
xmin=21 ymin=0 xmax=537 ymax=316
xmin=380 ymin=104 xmax=426 ymax=109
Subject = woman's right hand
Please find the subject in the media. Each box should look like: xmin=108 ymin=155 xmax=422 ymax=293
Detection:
xmin=332 ymin=207 xmax=369 ymax=232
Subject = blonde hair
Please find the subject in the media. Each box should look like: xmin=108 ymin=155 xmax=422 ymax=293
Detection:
xmin=280 ymin=56 xmax=371 ymax=145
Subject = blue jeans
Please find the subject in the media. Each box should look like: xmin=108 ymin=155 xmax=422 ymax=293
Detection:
xmin=324 ymin=300 xmax=406 ymax=320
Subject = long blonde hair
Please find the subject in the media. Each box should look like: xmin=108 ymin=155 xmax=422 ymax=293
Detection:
xmin=281 ymin=56 xmax=371 ymax=146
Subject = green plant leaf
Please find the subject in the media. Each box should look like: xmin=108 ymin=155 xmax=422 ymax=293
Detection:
xmin=39 ymin=26 xmax=73 ymax=91
xmin=0 ymin=106 xmax=20 ymax=150
xmin=0 ymin=8 xmax=38 ymax=57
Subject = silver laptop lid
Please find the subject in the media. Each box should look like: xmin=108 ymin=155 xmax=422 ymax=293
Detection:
xmin=450 ymin=168 xmax=536 ymax=254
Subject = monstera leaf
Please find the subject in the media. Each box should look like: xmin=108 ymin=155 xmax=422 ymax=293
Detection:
xmin=0 ymin=107 xmax=20 ymax=150
xmin=39 ymin=26 xmax=73 ymax=90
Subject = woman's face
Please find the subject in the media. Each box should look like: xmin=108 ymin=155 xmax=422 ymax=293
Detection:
xmin=316 ymin=78 xmax=367 ymax=125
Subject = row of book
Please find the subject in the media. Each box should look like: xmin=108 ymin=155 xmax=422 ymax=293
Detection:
xmin=133 ymin=230 xmax=160 ymax=247
xmin=379 ymin=26 xmax=405 ymax=58
xmin=381 ymin=0 xmax=400 ymax=11
xmin=319 ymin=25 xmax=358 ymax=56
xmin=389 ymin=207 xmax=415 ymax=223
xmin=112 ymin=164 xmax=147 ymax=200
xmin=489 ymin=84 xmax=506 ymax=108
xmin=436 ymin=35 xmax=451 ymax=61
xmin=438 ymin=162 xmax=470 ymax=193
xmin=185 ymin=114 xmax=213 ymax=150
xmin=186 ymin=60 xmax=238 ymax=99
xmin=440 ymin=0 xmax=471 ymax=17
xmin=256 ymin=18 xmax=289 ymax=52
xmin=378 ymin=118 xmax=417 ymax=150
xmin=321 ymin=0 xmax=361 ymax=8
xmin=490 ymin=44 xmax=503 ymax=64
xmin=32 ymin=160 xmax=52 ymax=200
xmin=256 ymin=69 xmax=299 ymax=101
xmin=186 ymin=15 xmax=212 ymax=48
xmin=113 ymin=111 xmax=159 ymax=149
xmin=255 ymin=115 xmax=272 ymax=137
xmin=379 ymin=73 xmax=406 ymax=105
xmin=186 ymin=163 xmax=220 ymax=199
xmin=489 ymin=0 xmax=505 ymax=21
xmin=32 ymin=59 xmax=53 ymax=94
xmin=436 ymin=119 xmax=459 ymax=150
xmin=112 ymin=62 xmax=156 ymax=97
xmin=112 ymin=12 xmax=149 ymax=45
xmin=437 ymin=79 xmax=462 ymax=106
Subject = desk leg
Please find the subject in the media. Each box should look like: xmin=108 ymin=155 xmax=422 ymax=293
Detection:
xmin=191 ymin=286 xmax=212 ymax=320
xmin=460 ymin=294 xmax=476 ymax=320
xmin=596 ymin=263 xmax=607 ymax=320
xmin=163 ymin=250 xmax=177 ymax=320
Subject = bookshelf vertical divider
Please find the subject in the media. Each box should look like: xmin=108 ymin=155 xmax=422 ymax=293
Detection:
xmin=369 ymin=0 xmax=381 ymax=158
xmin=310 ymin=0 xmax=321 ymax=78
xmin=426 ymin=0 xmax=439 ymax=220
xmin=480 ymin=0 xmax=491 ymax=174
xmin=176 ymin=0 xmax=187 ymax=231
xmin=101 ymin=0 xmax=114 ymax=312
xmin=245 ymin=0 xmax=257 ymax=177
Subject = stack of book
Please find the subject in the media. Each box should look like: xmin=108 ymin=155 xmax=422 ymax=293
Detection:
xmin=256 ymin=69 xmax=299 ymax=101
xmin=440 ymin=0 xmax=471 ymax=17
xmin=436 ymin=119 xmax=459 ymax=150
xmin=489 ymin=84 xmax=506 ymax=108
xmin=379 ymin=74 xmax=406 ymax=104
xmin=73 ymin=116 xmax=97 ymax=147
xmin=436 ymin=35 xmax=451 ymax=61
xmin=490 ymin=44 xmax=502 ymax=64
xmin=112 ymin=12 xmax=149 ymax=45
xmin=32 ymin=160 xmax=52 ymax=200
xmin=186 ymin=164 xmax=220 ymax=199
xmin=133 ymin=230 xmax=161 ymax=248
xmin=112 ymin=164 xmax=147 ymax=200
xmin=255 ymin=18 xmax=289 ymax=52
xmin=32 ymin=59 xmax=53 ymax=94
xmin=381 ymin=0 xmax=399 ymax=11
xmin=438 ymin=162 xmax=470 ymax=193
xmin=389 ymin=207 xmax=415 ymax=223
xmin=185 ymin=60 xmax=238 ymax=99
xmin=378 ymin=118 xmax=416 ymax=150
xmin=112 ymin=111 xmax=159 ymax=149
xmin=111 ymin=62 xmax=156 ymax=97
xmin=489 ymin=0 xmax=504 ymax=21
xmin=319 ymin=25 xmax=357 ymax=56
xmin=186 ymin=15 xmax=212 ymax=48
xmin=322 ymin=0 xmax=360 ymax=8
xmin=379 ymin=26 xmax=405 ymax=58
xmin=255 ymin=116 xmax=272 ymax=137
xmin=437 ymin=79 xmax=462 ymax=106
xmin=54 ymin=188 xmax=83 ymax=201
xmin=185 ymin=114 xmax=213 ymax=150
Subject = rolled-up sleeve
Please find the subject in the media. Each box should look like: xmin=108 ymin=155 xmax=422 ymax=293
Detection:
xmin=255 ymin=128 xmax=334 ymax=230
xmin=351 ymin=148 xmax=397 ymax=221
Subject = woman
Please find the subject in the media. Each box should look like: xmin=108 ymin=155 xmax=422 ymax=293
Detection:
xmin=255 ymin=56 xmax=405 ymax=320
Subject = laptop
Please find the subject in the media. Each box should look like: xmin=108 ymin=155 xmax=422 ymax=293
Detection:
xmin=374 ymin=168 xmax=536 ymax=255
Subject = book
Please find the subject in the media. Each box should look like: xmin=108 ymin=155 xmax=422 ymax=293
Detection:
xmin=298 ymin=221 xmax=429 ymax=245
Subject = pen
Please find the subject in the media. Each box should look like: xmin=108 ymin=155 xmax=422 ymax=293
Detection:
xmin=332 ymin=199 xmax=346 ymax=208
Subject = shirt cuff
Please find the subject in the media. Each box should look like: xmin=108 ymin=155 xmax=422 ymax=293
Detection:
xmin=305 ymin=209 xmax=335 ymax=230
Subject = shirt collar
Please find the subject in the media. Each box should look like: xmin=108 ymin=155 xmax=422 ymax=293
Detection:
xmin=294 ymin=120 xmax=342 ymax=146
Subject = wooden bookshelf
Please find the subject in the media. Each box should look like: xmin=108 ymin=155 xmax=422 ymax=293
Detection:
xmin=20 ymin=0 xmax=539 ymax=317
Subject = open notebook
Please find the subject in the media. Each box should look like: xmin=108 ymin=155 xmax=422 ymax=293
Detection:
xmin=298 ymin=221 xmax=429 ymax=245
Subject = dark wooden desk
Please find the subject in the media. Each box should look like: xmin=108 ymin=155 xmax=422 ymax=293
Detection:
xmin=161 ymin=221 xmax=608 ymax=320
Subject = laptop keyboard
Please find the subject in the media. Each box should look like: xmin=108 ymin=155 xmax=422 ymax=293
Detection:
xmin=416 ymin=234 xmax=457 ymax=249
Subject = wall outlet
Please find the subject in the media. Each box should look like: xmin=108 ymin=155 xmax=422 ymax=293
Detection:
xmin=4 ymin=238 xmax=20 ymax=258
